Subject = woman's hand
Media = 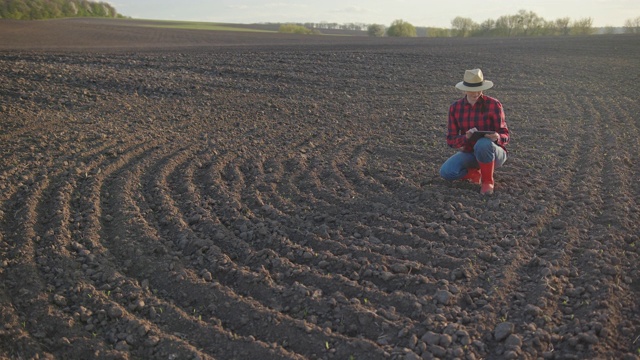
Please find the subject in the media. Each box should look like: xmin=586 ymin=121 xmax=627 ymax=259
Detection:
xmin=465 ymin=127 xmax=477 ymax=139
xmin=485 ymin=132 xmax=500 ymax=142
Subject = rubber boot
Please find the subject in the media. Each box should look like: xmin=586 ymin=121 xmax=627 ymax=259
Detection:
xmin=461 ymin=168 xmax=481 ymax=184
xmin=479 ymin=161 xmax=495 ymax=195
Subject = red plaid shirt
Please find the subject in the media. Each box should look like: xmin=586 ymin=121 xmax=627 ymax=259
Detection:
xmin=447 ymin=94 xmax=509 ymax=152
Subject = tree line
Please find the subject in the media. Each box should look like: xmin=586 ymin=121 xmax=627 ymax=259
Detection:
xmin=0 ymin=0 xmax=122 ymax=20
xmin=370 ymin=11 xmax=640 ymax=37
xmin=450 ymin=10 xmax=594 ymax=37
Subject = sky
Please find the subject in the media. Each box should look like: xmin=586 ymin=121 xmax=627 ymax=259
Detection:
xmin=112 ymin=0 xmax=639 ymax=28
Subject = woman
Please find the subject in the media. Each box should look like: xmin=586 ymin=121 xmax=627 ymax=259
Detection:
xmin=439 ymin=69 xmax=510 ymax=195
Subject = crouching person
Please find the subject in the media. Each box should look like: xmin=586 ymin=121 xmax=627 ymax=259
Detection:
xmin=440 ymin=68 xmax=510 ymax=195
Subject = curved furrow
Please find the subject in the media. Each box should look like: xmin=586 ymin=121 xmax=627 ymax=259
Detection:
xmin=112 ymin=145 xmax=391 ymax=358
xmin=77 ymin=141 xmax=314 ymax=358
xmin=0 ymin=173 xmax=69 ymax=358
xmin=4 ymin=125 xmax=256 ymax=360
xmin=26 ymin=139 xmax=177 ymax=357
xmin=289 ymin=141 xmax=477 ymax=275
xmin=178 ymin=142 xmax=490 ymax=353
xmin=354 ymin=145 xmax=425 ymax=194
xmin=302 ymin=143 xmax=418 ymax=226
xmin=0 ymin=134 xmax=146 ymax=356
xmin=257 ymin=138 xmax=435 ymax=255
xmin=157 ymin=146 xmax=411 ymax=350
xmin=342 ymin=142 xmax=404 ymax=194
xmin=91 ymin=145 xmax=311 ymax=359
xmin=0 ymin=113 xmax=121 ymax=204
xmin=148 ymin=144 xmax=444 ymax=348
xmin=0 ymin=145 xmax=146 ymax=355
xmin=193 ymin=147 xmax=443 ymax=303
xmin=114 ymin=144 xmax=336 ymax=358
xmin=260 ymin=138 xmax=461 ymax=257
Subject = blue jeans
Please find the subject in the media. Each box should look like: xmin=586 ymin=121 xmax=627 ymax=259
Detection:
xmin=440 ymin=138 xmax=508 ymax=180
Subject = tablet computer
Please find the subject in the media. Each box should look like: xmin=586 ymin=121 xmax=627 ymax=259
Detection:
xmin=469 ymin=131 xmax=496 ymax=142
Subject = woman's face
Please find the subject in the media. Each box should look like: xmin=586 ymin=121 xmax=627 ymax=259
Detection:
xmin=465 ymin=91 xmax=483 ymax=103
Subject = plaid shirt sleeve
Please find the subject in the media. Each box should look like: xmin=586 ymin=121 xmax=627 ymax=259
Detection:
xmin=446 ymin=95 xmax=509 ymax=152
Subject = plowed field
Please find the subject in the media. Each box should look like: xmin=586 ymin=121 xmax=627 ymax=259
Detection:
xmin=1 ymin=18 xmax=639 ymax=360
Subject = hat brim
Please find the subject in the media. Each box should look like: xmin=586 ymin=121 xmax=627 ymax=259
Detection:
xmin=455 ymin=80 xmax=493 ymax=91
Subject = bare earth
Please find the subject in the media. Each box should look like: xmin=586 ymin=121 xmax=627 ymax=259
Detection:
xmin=1 ymin=18 xmax=639 ymax=360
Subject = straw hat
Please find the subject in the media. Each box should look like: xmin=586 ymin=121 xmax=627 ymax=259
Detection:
xmin=455 ymin=69 xmax=494 ymax=91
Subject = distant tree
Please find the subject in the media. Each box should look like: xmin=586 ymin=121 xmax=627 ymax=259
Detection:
xmin=0 ymin=0 xmax=121 ymax=20
xmin=570 ymin=17 xmax=594 ymax=35
xmin=387 ymin=19 xmax=416 ymax=37
xmin=495 ymin=14 xmax=520 ymax=36
xmin=624 ymin=16 xmax=640 ymax=34
xmin=516 ymin=9 xmax=544 ymax=36
xmin=1 ymin=0 xmax=29 ymax=19
xmin=451 ymin=16 xmax=476 ymax=37
xmin=538 ymin=19 xmax=558 ymax=36
xmin=555 ymin=17 xmax=571 ymax=35
xmin=367 ymin=24 xmax=385 ymax=37
xmin=278 ymin=24 xmax=319 ymax=35
xmin=424 ymin=27 xmax=450 ymax=37
xmin=474 ymin=19 xmax=496 ymax=36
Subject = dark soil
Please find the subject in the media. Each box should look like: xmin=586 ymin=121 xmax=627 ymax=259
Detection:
xmin=1 ymin=18 xmax=639 ymax=360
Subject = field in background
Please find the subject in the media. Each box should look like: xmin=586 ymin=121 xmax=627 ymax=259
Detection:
xmin=138 ymin=20 xmax=277 ymax=33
